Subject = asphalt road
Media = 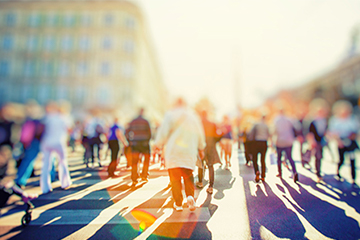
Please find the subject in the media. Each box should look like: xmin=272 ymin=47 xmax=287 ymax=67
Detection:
xmin=0 ymin=141 xmax=360 ymax=240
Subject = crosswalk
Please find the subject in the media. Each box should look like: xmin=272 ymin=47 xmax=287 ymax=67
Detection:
xmin=0 ymin=148 xmax=222 ymax=239
xmin=2 ymin=142 xmax=360 ymax=239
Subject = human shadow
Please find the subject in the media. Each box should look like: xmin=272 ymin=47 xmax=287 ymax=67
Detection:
xmin=213 ymin=168 xmax=235 ymax=200
xmin=246 ymin=181 xmax=307 ymax=239
xmin=4 ymin=176 xmax=143 ymax=240
xmin=319 ymin=173 xmax=360 ymax=214
xmin=239 ymin=161 xmax=306 ymax=239
xmin=282 ymin=175 xmax=360 ymax=240
xmin=89 ymin=183 xmax=214 ymax=240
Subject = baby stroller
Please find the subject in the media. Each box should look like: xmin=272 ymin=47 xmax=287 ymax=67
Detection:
xmin=0 ymin=183 xmax=36 ymax=226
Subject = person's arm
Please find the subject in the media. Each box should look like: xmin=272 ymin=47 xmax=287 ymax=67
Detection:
xmin=116 ymin=128 xmax=129 ymax=147
xmin=153 ymin=113 xmax=172 ymax=151
xmin=196 ymin=116 xmax=206 ymax=151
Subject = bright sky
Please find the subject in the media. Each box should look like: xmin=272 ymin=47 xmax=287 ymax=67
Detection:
xmin=136 ymin=0 xmax=360 ymax=116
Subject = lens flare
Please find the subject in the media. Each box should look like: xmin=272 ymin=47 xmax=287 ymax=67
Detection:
xmin=131 ymin=209 xmax=157 ymax=234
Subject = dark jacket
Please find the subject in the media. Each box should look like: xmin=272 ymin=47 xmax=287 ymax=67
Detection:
xmin=126 ymin=115 xmax=151 ymax=147
xmin=202 ymin=118 xmax=222 ymax=166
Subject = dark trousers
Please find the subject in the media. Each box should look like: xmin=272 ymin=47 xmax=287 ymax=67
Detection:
xmin=314 ymin=143 xmax=323 ymax=177
xmin=90 ymin=140 xmax=101 ymax=164
xmin=252 ymin=141 xmax=268 ymax=178
xmin=131 ymin=145 xmax=150 ymax=182
xmin=107 ymin=140 xmax=120 ymax=176
xmin=338 ymin=141 xmax=358 ymax=180
xmin=277 ymin=146 xmax=297 ymax=175
xmin=168 ymin=168 xmax=194 ymax=206
xmin=198 ymin=164 xmax=214 ymax=187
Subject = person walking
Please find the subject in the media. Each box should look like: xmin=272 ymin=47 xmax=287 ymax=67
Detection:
xmin=40 ymin=102 xmax=72 ymax=194
xmin=328 ymin=100 xmax=359 ymax=184
xmin=0 ymin=103 xmax=38 ymax=208
xmin=219 ymin=115 xmax=233 ymax=169
xmin=153 ymin=98 xmax=206 ymax=211
xmin=106 ymin=117 xmax=128 ymax=177
xmin=196 ymin=110 xmax=222 ymax=194
xmin=306 ymin=98 xmax=330 ymax=182
xmin=127 ymin=108 xmax=152 ymax=185
xmin=249 ymin=114 xmax=270 ymax=182
xmin=273 ymin=109 xmax=299 ymax=183
xmin=15 ymin=101 xmax=44 ymax=189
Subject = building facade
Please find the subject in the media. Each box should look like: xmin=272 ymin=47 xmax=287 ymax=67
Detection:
xmin=0 ymin=0 xmax=167 ymax=120
xmin=266 ymin=26 xmax=360 ymax=113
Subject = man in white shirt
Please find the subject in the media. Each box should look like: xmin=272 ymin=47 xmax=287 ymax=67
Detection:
xmin=153 ymin=98 xmax=206 ymax=211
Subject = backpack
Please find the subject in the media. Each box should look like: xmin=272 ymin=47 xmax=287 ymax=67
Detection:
xmin=20 ymin=120 xmax=36 ymax=148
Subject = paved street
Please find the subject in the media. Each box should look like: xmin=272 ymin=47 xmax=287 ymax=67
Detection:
xmin=1 ymin=142 xmax=360 ymax=239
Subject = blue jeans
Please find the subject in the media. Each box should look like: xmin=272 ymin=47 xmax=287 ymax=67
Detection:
xmin=15 ymin=139 xmax=40 ymax=187
xmin=276 ymin=146 xmax=297 ymax=175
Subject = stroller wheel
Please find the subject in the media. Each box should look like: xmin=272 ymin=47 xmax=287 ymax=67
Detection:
xmin=21 ymin=213 xmax=32 ymax=226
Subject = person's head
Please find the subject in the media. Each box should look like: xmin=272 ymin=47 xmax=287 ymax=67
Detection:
xmin=309 ymin=98 xmax=329 ymax=118
xmin=139 ymin=108 xmax=144 ymax=116
xmin=332 ymin=100 xmax=353 ymax=118
xmin=45 ymin=101 xmax=59 ymax=114
xmin=58 ymin=100 xmax=71 ymax=115
xmin=173 ymin=97 xmax=187 ymax=108
xmin=25 ymin=99 xmax=43 ymax=119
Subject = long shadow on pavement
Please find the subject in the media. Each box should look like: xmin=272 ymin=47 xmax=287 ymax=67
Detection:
xmin=282 ymin=175 xmax=360 ymax=240
xmin=240 ymin=163 xmax=307 ymax=239
xmin=4 ymin=175 xmax=144 ymax=239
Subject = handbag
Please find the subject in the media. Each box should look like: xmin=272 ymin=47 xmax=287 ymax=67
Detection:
xmin=270 ymin=152 xmax=277 ymax=165
xmin=302 ymin=149 xmax=312 ymax=164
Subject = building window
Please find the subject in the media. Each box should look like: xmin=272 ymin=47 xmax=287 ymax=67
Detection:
xmin=47 ymin=12 xmax=58 ymax=27
xmin=79 ymin=35 xmax=90 ymax=51
xmin=5 ymin=13 xmax=16 ymax=27
xmin=101 ymin=62 xmax=111 ymax=76
xmin=21 ymin=85 xmax=33 ymax=102
xmin=104 ymin=13 xmax=114 ymax=26
xmin=57 ymin=85 xmax=68 ymax=100
xmin=38 ymin=84 xmax=50 ymax=104
xmin=77 ymin=61 xmax=88 ymax=77
xmin=28 ymin=13 xmax=41 ymax=27
xmin=44 ymin=35 xmax=56 ymax=51
xmin=24 ymin=61 xmax=36 ymax=77
xmin=0 ymin=83 xmax=8 ymax=104
xmin=0 ymin=61 xmax=10 ymax=77
xmin=121 ymin=62 xmax=134 ymax=78
xmin=356 ymin=75 xmax=360 ymax=94
xmin=61 ymin=35 xmax=73 ymax=51
xmin=81 ymin=14 xmax=92 ymax=27
xmin=125 ymin=16 xmax=135 ymax=29
xmin=2 ymin=35 xmax=13 ymax=50
xmin=98 ymin=85 xmax=111 ymax=104
xmin=123 ymin=39 xmax=135 ymax=53
xmin=342 ymin=81 xmax=355 ymax=96
xmin=75 ymin=86 xmax=87 ymax=103
xmin=63 ymin=13 xmax=76 ymax=27
xmin=102 ymin=36 xmax=113 ymax=50
xmin=58 ymin=61 xmax=70 ymax=77
xmin=27 ymin=35 xmax=38 ymax=51
xmin=41 ymin=61 xmax=54 ymax=77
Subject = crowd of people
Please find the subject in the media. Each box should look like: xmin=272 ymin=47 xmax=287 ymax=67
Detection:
xmin=0 ymin=96 xmax=359 ymax=212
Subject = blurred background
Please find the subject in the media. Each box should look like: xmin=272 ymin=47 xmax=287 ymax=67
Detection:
xmin=0 ymin=0 xmax=359 ymax=123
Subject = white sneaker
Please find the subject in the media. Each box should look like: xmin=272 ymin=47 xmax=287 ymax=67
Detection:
xmin=187 ymin=196 xmax=196 ymax=211
xmin=173 ymin=202 xmax=183 ymax=211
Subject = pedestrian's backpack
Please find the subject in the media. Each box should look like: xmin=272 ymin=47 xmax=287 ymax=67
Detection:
xmin=20 ymin=120 xmax=36 ymax=148
xmin=20 ymin=120 xmax=44 ymax=148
